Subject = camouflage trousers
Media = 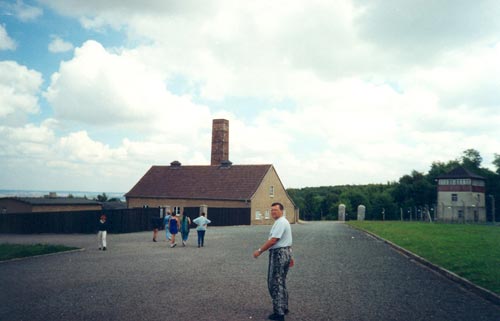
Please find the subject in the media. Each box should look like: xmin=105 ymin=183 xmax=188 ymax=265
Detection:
xmin=268 ymin=247 xmax=291 ymax=315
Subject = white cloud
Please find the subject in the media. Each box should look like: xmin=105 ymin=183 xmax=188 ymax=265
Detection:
xmin=0 ymin=24 xmax=16 ymax=50
xmin=45 ymin=40 xmax=212 ymax=147
xmin=48 ymin=35 xmax=74 ymax=53
xmin=0 ymin=122 xmax=188 ymax=191
xmin=0 ymin=61 xmax=42 ymax=119
xmin=2 ymin=0 xmax=43 ymax=22
xmin=3 ymin=1 xmax=500 ymax=191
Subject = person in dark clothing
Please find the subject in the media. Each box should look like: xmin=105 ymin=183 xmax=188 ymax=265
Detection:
xmin=98 ymin=214 xmax=109 ymax=251
xmin=180 ymin=212 xmax=191 ymax=246
xmin=169 ymin=214 xmax=180 ymax=248
xmin=151 ymin=212 xmax=163 ymax=242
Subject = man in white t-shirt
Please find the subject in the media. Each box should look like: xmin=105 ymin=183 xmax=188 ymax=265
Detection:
xmin=253 ymin=202 xmax=293 ymax=321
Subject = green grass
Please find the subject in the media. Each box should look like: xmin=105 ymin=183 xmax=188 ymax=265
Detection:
xmin=0 ymin=243 xmax=79 ymax=261
xmin=347 ymin=221 xmax=500 ymax=295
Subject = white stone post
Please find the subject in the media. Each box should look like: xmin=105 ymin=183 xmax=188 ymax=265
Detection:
xmin=357 ymin=205 xmax=365 ymax=221
xmin=338 ymin=204 xmax=346 ymax=221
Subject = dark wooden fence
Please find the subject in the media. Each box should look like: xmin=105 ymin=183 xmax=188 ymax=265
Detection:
xmin=183 ymin=207 xmax=250 ymax=227
xmin=0 ymin=208 xmax=160 ymax=234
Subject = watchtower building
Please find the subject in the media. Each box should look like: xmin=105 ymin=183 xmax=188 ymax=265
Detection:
xmin=436 ymin=167 xmax=486 ymax=223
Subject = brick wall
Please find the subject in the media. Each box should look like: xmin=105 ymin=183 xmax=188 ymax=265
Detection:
xmin=250 ymin=166 xmax=297 ymax=225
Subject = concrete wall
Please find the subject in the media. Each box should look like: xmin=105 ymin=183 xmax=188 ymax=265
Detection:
xmin=250 ymin=166 xmax=297 ymax=225
xmin=437 ymin=191 xmax=486 ymax=222
xmin=0 ymin=199 xmax=102 ymax=214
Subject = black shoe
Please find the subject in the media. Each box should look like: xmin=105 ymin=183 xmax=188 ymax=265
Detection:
xmin=103 ymin=247 xmax=107 ymax=251
xmin=153 ymin=239 xmax=157 ymax=242
xmin=285 ymin=309 xmax=289 ymax=315
xmin=98 ymin=248 xmax=102 ymax=250
xmin=268 ymin=313 xmax=284 ymax=321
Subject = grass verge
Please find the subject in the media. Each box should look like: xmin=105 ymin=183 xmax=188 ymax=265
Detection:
xmin=0 ymin=243 xmax=79 ymax=261
xmin=347 ymin=221 xmax=500 ymax=295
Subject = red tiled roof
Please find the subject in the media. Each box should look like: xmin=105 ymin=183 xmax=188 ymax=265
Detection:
xmin=125 ymin=164 xmax=273 ymax=201
xmin=437 ymin=166 xmax=485 ymax=180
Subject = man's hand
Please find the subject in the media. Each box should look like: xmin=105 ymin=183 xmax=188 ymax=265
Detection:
xmin=253 ymin=250 xmax=261 ymax=258
xmin=289 ymin=258 xmax=294 ymax=268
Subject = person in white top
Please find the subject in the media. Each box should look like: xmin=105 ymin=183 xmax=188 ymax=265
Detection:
xmin=253 ymin=202 xmax=293 ymax=321
xmin=192 ymin=212 xmax=211 ymax=248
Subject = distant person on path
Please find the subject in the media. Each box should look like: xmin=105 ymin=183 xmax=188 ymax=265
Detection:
xmin=151 ymin=211 xmax=163 ymax=242
xmin=192 ymin=212 xmax=211 ymax=248
xmin=169 ymin=213 xmax=180 ymax=248
xmin=253 ymin=202 xmax=293 ymax=321
xmin=180 ymin=212 xmax=191 ymax=246
xmin=164 ymin=211 xmax=172 ymax=241
xmin=97 ymin=214 xmax=109 ymax=251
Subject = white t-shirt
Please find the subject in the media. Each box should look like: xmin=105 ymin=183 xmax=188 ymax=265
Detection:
xmin=193 ymin=216 xmax=211 ymax=231
xmin=269 ymin=216 xmax=292 ymax=249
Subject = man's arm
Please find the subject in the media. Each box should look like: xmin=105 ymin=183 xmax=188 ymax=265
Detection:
xmin=253 ymin=238 xmax=279 ymax=258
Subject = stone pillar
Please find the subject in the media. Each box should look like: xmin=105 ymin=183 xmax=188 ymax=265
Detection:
xmin=338 ymin=204 xmax=346 ymax=221
xmin=211 ymin=119 xmax=229 ymax=165
xmin=164 ymin=205 xmax=171 ymax=217
xmin=357 ymin=205 xmax=366 ymax=221
xmin=200 ymin=204 xmax=208 ymax=217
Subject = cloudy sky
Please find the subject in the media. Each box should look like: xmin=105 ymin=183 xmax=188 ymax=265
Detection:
xmin=1 ymin=0 xmax=500 ymax=193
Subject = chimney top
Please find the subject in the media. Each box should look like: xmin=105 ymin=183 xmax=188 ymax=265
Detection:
xmin=219 ymin=160 xmax=233 ymax=169
xmin=170 ymin=160 xmax=181 ymax=167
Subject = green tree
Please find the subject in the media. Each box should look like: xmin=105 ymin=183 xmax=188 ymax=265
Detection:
xmin=462 ymin=148 xmax=482 ymax=169
xmin=493 ymin=153 xmax=500 ymax=175
xmin=95 ymin=193 xmax=108 ymax=202
xmin=369 ymin=191 xmax=397 ymax=220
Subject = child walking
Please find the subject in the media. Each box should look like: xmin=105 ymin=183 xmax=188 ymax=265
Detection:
xmin=98 ymin=214 xmax=109 ymax=251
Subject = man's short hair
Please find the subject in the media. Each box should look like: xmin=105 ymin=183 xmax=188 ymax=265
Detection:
xmin=271 ymin=202 xmax=284 ymax=211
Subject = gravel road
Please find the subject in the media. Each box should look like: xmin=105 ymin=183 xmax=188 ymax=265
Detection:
xmin=1 ymin=222 xmax=499 ymax=321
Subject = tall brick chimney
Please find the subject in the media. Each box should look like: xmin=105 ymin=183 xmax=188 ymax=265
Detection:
xmin=211 ymin=119 xmax=229 ymax=166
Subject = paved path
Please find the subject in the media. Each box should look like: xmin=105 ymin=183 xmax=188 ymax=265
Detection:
xmin=1 ymin=222 xmax=499 ymax=321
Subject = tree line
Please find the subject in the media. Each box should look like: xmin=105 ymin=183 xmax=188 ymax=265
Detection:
xmin=287 ymin=149 xmax=500 ymax=221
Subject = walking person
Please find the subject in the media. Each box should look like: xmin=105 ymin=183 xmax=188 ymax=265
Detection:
xmin=169 ymin=213 xmax=180 ymax=248
xmin=180 ymin=212 xmax=191 ymax=246
xmin=192 ymin=212 xmax=211 ymax=248
xmin=151 ymin=210 xmax=163 ymax=242
xmin=97 ymin=214 xmax=109 ymax=251
xmin=164 ymin=211 xmax=172 ymax=241
xmin=253 ymin=203 xmax=293 ymax=321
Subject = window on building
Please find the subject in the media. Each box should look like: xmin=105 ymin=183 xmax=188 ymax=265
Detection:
xmin=458 ymin=210 xmax=463 ymax=219
xmin=255 ymin=210 xmax=262 ymax=220
xmin=451 ymin=194 xmax=458 ymax=202
xmin=269 ymin=186 xmax=275 ymax=198
xmin=265 ymin=210 xmax=270 ymax=219
xmin=173 ymin=206 xmax=181 ymax=215
xmin=477 ymin=194 xmax=481 ymax=202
